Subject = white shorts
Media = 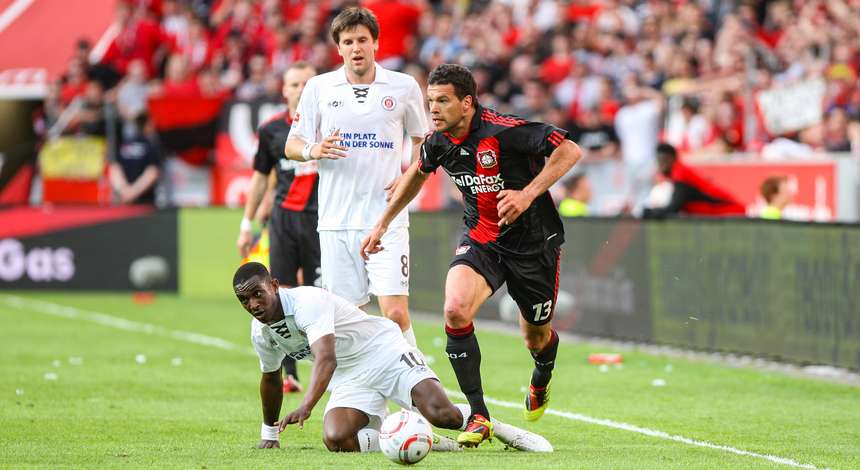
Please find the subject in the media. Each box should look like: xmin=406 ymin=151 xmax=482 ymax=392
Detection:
xmin=319 ymin=227 xmax=410 ymax=306
xmin=323 ymin=347 xmax=437 ymax=429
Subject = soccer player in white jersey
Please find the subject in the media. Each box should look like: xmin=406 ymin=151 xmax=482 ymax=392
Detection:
xmin=233 ymin=262 xmax=468 ymax=451
xmin=284 ymin=7 xmax=427 ymax=348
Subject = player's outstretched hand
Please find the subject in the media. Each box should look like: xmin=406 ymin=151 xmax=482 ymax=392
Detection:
xmin=257 ymin=439 xmax=280 ymax=449
xmin=360 ymin=225 xmax=387 ymax=260
xmin=314 ymin=129 xmax=348 ymax=160
xmin=496 ymin=189 xmax=532 ymax=226
xmin=279 ymin=404 xmax=312 ymax=431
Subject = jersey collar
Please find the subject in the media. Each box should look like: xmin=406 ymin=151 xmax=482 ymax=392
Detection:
xmin=334 ymin=63 xmax=390 ymax=85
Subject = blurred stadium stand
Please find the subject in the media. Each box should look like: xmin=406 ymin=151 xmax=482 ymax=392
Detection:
xmin=0 ymin=0 xmax=857 ymax=218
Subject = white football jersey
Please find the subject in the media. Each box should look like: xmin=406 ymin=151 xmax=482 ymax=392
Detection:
xmin=288 ymin=64 xmax=428 ymax=230
xmin=251 ymin=286 xmax=409 ymax=383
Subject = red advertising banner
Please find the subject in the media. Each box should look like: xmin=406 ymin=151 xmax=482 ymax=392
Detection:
xmin=211 ymin=165 xmax=253 ymax=207
xmin=689 ymin=159 xmax=837 ymax=221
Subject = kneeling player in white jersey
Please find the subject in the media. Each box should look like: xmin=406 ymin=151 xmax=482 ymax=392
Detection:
xmin=234 ymin=262 xmax=552 ymax=453
xmin=234 ymin=262 xmax=467 ymax=452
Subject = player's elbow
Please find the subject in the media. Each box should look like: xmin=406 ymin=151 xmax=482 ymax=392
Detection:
xmin=556 ymin=140 xmax=582 ymax=168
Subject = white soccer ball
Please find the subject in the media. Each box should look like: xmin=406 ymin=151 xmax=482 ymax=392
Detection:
xmin=378 ymin=410 xmax=433 ymax=465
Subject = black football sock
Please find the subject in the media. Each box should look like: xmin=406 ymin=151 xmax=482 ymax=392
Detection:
xmin=282 ymin=357 xmax=298 ymax=380
xmin=530 ymin=329 xmax=559 ymax=389
xmin=445 ymin=323 xmax=490 ymax=420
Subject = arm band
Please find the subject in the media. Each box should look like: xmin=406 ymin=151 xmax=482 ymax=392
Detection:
xmin=301 ymin=142 xmax=316 ymax=161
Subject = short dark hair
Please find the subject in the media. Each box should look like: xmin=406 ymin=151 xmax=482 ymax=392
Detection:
xmin=428 ymin=64 xmax=477 ymax=105
xmin=330 ymin=7 xmax=379 ymax=44
xmin=656 ymin=143 xmax=678 ymax=159
xmin=760 ymin=175 xmax=788 ymax=203
xmin=233 ymin=262 xmax=270 ymax=289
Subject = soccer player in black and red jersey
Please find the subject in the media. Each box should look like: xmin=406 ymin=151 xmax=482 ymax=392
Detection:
xmin=360 ymin=63 xmax=582 ymax=447
xmin=237 ymin=62 xmax=319 ymax=395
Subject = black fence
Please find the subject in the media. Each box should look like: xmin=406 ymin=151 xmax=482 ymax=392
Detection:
xmin=409 ymin=212 xmax=860 ymax=370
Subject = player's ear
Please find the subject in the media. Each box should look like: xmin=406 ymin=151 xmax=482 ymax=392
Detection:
xmin=271 ymin=277 xmax=279 ymax=290
xmin=373 ymin=39 xmax=379 ymax=53
xmin=462 ymin=94 xmax=473 ymax=111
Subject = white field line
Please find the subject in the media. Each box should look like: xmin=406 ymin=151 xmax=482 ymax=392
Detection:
xmin=1 ymin=295 xmax=827 ymax=470
xmin=0 ymin=0 xmax=34 ymax=34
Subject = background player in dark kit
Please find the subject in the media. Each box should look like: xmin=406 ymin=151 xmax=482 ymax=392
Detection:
xmin=361 ymin=64 xmax=582 ymax=447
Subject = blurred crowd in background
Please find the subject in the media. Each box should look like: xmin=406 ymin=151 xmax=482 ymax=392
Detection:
xmin=35 ymin=0 xmax=860 ymax=216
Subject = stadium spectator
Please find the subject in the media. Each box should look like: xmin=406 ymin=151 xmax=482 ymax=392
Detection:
xmin=615 ymin=80 xmax=664 ymax=215
xmin=759 ymin=175 xmax=791 ymax=220
xmin=558 ymin=173 xmax=591 ymax=218
xmin=109 ymin=113 xmax=162 ymax=205
xmin=365 ymin=0 xmax=423 ymax=70
xmin=72 ymin=81 xmax=110 ymax=137
xmin=570 ymin=104 xmax=620 ymax=161
xmin=116 ymin=59 xmax=151 ymax=124
xmin=101 ymin=0 xmax=168 ymax=76
xmin=643 ymin=143 xmax=746 ymax=219
xmin=236 ymin=54 xmax=270 ymax=101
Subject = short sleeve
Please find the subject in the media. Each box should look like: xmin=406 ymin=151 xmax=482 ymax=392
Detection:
xmin=501 ymin=122 xmax=570 ymax=158
xmin=418 ymin=137 xmax=439 ymax=174
xmin=288 ymin=79 xmax=321 ymax=142
xmin=292 ymin=288 xmax=336 ymax=347
xmin=251 ymin=323 xmax=286 ymax=373
xmin=252 ymin=126 xmax=275 ymax=174
xmin=403 ymin=79 xmax=428 ymax=138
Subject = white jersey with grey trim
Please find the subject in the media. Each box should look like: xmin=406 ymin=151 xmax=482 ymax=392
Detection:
xmin=288 ymin=63 xmax=428 ymax=231
xmin=251 ymin=286 xmax=409 ymax=383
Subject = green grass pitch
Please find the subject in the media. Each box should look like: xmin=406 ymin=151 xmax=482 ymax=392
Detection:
xmin=1 ymin=208 xmax=858 ymax=469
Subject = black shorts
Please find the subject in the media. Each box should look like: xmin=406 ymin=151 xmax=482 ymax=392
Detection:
xmin=450 ymin=234 xmax=561 ymax=326
xmin=270 ymin=208 xmax=320 ymax=287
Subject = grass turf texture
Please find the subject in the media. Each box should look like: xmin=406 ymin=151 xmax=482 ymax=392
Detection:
xmin=0 ymin=208 xmax=857 ymax=469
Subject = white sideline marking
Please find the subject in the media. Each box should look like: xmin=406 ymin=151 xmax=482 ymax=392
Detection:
xmin=444 ymin=389 xmax=823 ymax=469
xmin=0 ymin=0 xmax=35 ymax=34
xmin=1 ymin=295 xmax=826 ymax=470
xmin=1 ymin=295 xmax=250 ymax=354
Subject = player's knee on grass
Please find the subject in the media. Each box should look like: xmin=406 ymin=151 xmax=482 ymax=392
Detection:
xmin=323 ymin=427 xmax=360 ymax=452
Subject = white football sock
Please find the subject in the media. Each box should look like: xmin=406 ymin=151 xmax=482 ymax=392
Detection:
xmin=454 ymin=403 xmax=471 ymax=431
xmin=357 ymin=427 xmax=380 ymax=452
xmin=403 ymin=326 xmax=417 ymax=347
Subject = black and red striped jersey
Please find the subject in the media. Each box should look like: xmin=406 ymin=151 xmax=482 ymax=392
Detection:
xmin=420 ymin=105 xmax=569 ymax=257
xmin=253 ymin=112 xmax=319 ymax=213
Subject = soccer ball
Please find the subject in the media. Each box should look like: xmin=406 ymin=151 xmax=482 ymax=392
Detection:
xmin=378 ymin=410 xmax=433 ymax=465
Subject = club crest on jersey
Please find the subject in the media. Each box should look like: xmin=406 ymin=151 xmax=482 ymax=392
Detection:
xmin=381 ymin=96 xmax=396 ymax=111
xmin=477 ymin=149 xmax=498 ymax=168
